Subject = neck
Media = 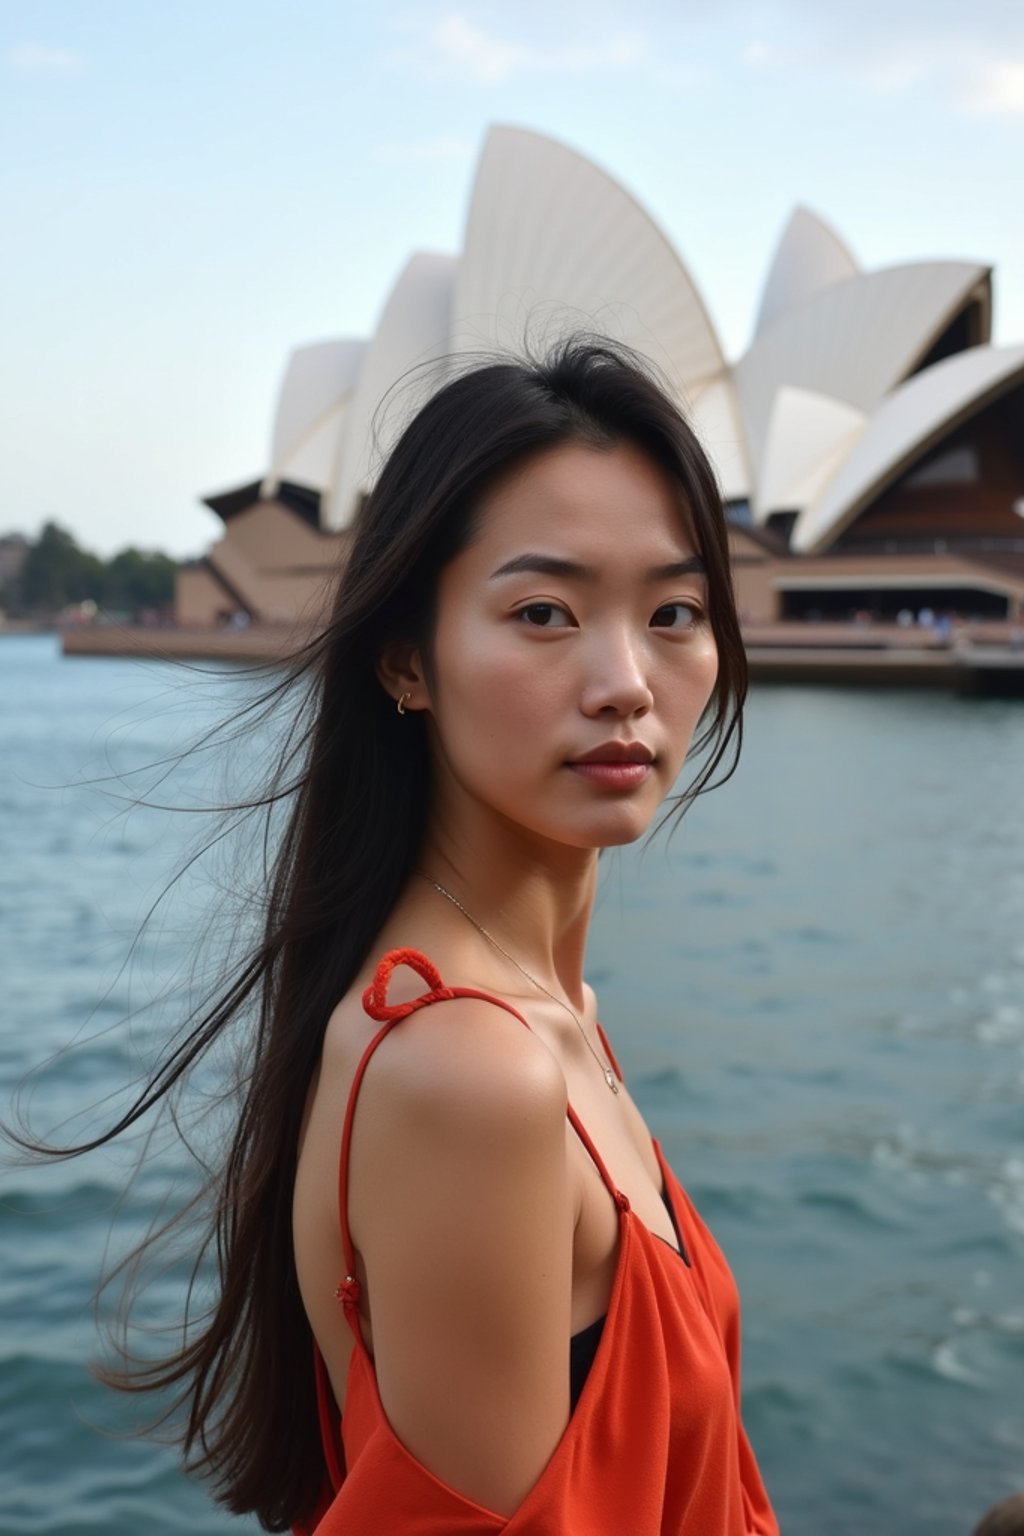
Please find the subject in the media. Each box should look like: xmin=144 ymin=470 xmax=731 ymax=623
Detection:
xmin=417 ymin=812 xmax=597 ymax=1012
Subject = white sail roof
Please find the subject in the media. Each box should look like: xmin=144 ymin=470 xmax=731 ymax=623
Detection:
xmin=734 ymin=260 xmax=991 ymax=482
xmin=263 ymin=338 xmax=366 ymax=495
xmin=324 ymin=252 xmax=457 ymax=530
xmin=687 ymin=374 xmax=752 ymax=501
xmin=212 ymin=123 xmax=1020 ymax=569
xmin=754 ymin=206 xmax=859 ymax=338
xmin=756 ymin=386 xmax=867 ymax=518
xmin=452 ymin=124 xmax=725 ymax=395
xmin=793 ymin=345 xmax=1024 ymax=554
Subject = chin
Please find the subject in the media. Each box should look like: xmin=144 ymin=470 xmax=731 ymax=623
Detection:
xmin=560 ymin=807 xmax=660 ymax=851
xmin=595 ymin=823 xmax=653 ymax=850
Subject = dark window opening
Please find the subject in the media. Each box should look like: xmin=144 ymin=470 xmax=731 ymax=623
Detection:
xmin=780 ymin=585 xmax=1010 ymax=622
xmin=907 ymin=297 xmax=986 ymax=380
xmin=765 ymin=510 xmax=798 ymax=548
xmin=725 ymin=499 xmax=752 ymax=525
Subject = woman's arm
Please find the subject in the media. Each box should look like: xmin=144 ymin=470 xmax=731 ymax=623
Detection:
xmin=347 ymin=997 xmax=574 ymax=1517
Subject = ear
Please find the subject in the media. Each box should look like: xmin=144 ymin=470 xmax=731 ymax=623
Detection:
xmin=376 ymin=638 xmax=431 ymax=714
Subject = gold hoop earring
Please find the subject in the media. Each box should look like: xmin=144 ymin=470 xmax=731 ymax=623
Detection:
xmin=396 ymin=692 xmax=411 ymax=715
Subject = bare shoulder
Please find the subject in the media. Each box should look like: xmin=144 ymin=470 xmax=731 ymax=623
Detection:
xmin=314 ymin=970 xmax=565 ymax=1099
xmin=298 ymin=986 xmax=568 ymax=1225
xmin=346 ymin=995 xmax=574 ymax=1516
xmin=354 ymin=992 xmax=568 ymax=1139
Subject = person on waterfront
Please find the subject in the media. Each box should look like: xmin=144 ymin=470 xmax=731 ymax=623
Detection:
xmin=21 ymin=337 xmax=778 ymax=1533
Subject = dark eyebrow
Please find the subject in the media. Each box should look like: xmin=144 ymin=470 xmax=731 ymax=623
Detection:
xmin=650 ymin=557 xmax=707 ymax=580
xmin=489 ymin=552 xmax=706 ymax=581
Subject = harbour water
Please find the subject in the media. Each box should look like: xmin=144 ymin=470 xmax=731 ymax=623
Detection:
xmin=1 ymin=634 xmax=1022 ymax=1535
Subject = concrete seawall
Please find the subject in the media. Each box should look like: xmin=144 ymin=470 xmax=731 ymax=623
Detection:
xmin=57 ymin=621 xmax=1024 ymax=695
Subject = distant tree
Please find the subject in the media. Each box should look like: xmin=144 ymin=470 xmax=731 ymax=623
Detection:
xmin=17 ymin=522 xmax=104 ymax=612
xmin=9 ymin=523 xmax=178 ymax=617
xmin=100 ymin=548 xmax=177 ymax=612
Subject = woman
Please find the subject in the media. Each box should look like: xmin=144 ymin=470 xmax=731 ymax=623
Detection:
xmin=286 ymin=335 xmax=776 ymax=1534
xmin=32 ymin=337 xmax=778 ymax=1533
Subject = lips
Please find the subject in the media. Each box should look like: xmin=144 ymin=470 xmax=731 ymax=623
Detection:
xmin=566 ymin=741 xmax=655 ymax=790
xmin=570 ymin=742 xmax=654 ymax=766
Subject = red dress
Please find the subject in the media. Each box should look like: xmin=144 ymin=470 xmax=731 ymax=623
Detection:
xmin=298 ymin=949 xmax=779 ymax=1535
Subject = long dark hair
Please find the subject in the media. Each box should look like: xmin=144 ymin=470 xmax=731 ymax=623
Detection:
xmin=11 ymin=336 xmax=747 ymax=1530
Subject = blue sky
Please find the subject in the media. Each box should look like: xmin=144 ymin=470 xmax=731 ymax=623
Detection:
xmin=3 ymin=0 xmax=1022 ymax=557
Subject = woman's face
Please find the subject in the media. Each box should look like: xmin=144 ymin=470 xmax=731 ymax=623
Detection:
xmin=418 ymin=438 xmax=720 ymax=853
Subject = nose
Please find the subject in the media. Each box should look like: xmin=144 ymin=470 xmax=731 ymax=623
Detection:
xmin=580 ymin=626 xmax=654 ymax=718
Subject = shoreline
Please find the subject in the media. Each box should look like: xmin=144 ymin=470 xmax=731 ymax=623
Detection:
xmin=0 ymin=619 xmax=53 ymax=637
xmin=49 ymin=620 xmax=1024 ymax=695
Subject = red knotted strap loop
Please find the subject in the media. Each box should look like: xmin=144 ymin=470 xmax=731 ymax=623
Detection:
xmin=361 ymin=947 xmax=455 ymax=1021
xmin=335 ymin=1274 xmax=362 ymax=1312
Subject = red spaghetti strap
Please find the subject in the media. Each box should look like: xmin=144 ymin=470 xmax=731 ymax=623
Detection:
xmin=335 ymin=948 xmax=460 ymax=1315
xmin=596 ymin=1021 xmax=625 ymax=1086
xmin=335 ymin=949 xmax=539 ymax=1338
xmin=335 ymin=948 xmax=628 ymax=1341
xmin=334 ymin=1009 xmax=393 ymax=1336
xmin=566 ymin=1103 xmax=630 ymax=1212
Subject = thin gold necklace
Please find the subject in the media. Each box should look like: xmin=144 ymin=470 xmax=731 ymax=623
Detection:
xmin=424 ymin=875 xmax=620 ymax=1094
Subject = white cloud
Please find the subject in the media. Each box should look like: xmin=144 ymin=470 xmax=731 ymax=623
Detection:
xmin=435 ymin=14 xmax=524 ymax=82
xmin=962 ymin=59 xmax=1024 ymax=115
xmin=8 ymin=43 xmax=84 ymax=75
xmin=743 ymin=40 xmax=790 ymax=70
xmin=739 ymin=19 xmax=1024 ymax=115
xmin=740 ymin=29 xmax=939 ymax=94
xmin=859 ymin=53 xmax=933 ymax=94
xmin=391 ymin=12 xmax=649 ymax=84
xmin=373 ymin=135 xmax=476 ymax=163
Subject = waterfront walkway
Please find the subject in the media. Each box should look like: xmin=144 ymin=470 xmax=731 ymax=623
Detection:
xmin=51 ymin=619 xmax=1024 ymax=694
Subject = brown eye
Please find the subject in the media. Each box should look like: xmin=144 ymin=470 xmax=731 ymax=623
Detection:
xmin=517 ymin=603 xmax=573 ymax=628
xmin=652 ymin=603 xmax=700 ymax=629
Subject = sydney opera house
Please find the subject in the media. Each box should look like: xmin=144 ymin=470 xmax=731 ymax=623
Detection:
xmin=178 ymin=125 xmax=1024 ymax=646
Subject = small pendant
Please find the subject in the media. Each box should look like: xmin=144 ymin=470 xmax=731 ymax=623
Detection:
xmin=605 ymin=1068 xmax=619 ymax=1094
